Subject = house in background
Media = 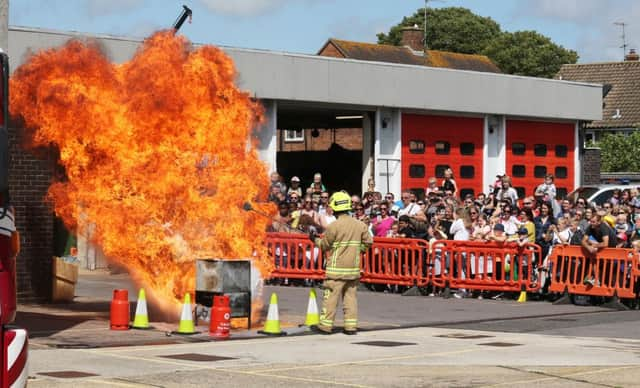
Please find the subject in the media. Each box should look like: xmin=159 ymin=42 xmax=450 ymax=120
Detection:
xmin=556 ymin=49 xmax=640 ymax=143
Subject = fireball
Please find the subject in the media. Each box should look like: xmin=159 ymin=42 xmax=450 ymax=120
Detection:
xmin=10 ymin=31 xmax=274 ymax=314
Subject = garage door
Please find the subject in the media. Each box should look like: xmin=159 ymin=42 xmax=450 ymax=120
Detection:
xmin=402 ymin=114 xmax=484 ymax=199
xmin=506 ymin=120 xmax=575 ymax=200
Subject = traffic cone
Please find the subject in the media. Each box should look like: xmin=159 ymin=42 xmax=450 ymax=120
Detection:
xmin=304 ymin=288 xmax=320 ymax=327
xmin=132 ymin=288 xmax=150 ymax=329
xmin=176 ymin=293 xmax=197 ymax=334
xmin=258 ymin=293 xmax=286 ymax=336
xmin=517 ymin=290 xmax=527 ymax=303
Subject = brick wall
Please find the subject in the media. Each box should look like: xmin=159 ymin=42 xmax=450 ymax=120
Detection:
xmin=318 ymin=42 xmax=344 ymax=58
xmin=8 ymin=125 xmax=55 ymax=302
xmin=582 ymin=147 xmax=601 ymax=185
xmin=278 ymin=128 xmax=362 ymax=152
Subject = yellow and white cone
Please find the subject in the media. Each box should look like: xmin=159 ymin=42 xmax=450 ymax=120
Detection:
xmin=517 ymin=291 xmax=527 ymax=303
xmin=132 ymin=288 xmax=150 ymax=329
xmin=177 ymin=293 xmax=196 ymax=334
xmin=304 ymin=288 xmax=320 ymax=327
xmin=259 ymin=293 xmax=285 ymax=336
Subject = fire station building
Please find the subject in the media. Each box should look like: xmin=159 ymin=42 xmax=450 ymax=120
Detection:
xmin=8 ymin=27 xmax=601 ymax=300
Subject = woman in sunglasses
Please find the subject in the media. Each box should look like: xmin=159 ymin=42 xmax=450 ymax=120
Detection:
xmin=372 ymin=203 xmax=395 ymax=237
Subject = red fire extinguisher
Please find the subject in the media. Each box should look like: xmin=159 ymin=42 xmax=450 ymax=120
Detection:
xmin=209 ymin=295 xmax=230 ymax=340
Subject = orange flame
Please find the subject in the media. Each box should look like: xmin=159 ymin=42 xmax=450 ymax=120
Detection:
xmin=10 ymin=31 xmax=274 ymax=313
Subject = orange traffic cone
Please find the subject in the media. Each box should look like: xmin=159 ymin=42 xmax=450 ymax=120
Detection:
xmin=110 ymin=289 xmax=130 ymax=330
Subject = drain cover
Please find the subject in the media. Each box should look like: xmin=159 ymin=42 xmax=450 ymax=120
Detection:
xmin=38 ymin=371 xmax=99 ymax=378
xmin=436 ymin=334 xmax=494 ymax=339
xmin=479 ymin=342 xmax=522 ymax=347
xmin=160 ymin=353 xmax=236 ymax=362
xmin=354 ymin=341 xmax=416 ymax=347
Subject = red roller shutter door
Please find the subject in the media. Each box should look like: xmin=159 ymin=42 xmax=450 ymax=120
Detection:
xmin=506 ymin=120 xmax=575 ymax=199
xmin=402 ymin=114 xmax=484 ymax=199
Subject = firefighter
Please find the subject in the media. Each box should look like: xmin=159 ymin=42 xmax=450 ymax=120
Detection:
xmin=310 ymin=191 xmax=373 ymax=335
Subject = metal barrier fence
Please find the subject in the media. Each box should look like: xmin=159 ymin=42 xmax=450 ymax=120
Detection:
xmin=547 ymin=245 xmax=639 ymax=299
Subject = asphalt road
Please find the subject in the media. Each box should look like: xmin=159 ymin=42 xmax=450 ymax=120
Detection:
xmin=17 ymin=270 xmax=640 ymax=387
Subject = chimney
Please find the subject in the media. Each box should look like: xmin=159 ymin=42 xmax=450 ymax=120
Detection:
xmin=400 ymin=25 xmax=424 ymax=52
xmin=625 ymin=48 xmax=639 ymax=61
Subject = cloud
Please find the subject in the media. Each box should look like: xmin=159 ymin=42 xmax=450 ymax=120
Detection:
xmin=513 ymin=0 xmax=640 ymax=62
xmin=85 ymin=0 xmax=146 ymax=17
xmin=198 ymin=0 xmax=320 ymax=16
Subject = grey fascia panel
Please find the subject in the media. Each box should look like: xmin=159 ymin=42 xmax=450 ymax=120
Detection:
xmin=9 ymin=27 xmax=602 ymax=121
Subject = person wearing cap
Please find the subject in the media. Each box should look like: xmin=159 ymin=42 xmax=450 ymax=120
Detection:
xmin=310 ymin=191 xmax=372 ymax=335
xmin=487 ymin=223 xmax=507 ymax=243
xmin=287 ymin=176 xmax=303 ymax=198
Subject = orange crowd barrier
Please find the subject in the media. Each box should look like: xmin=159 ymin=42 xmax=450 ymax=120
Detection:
xmin=360 ymin=237 xmax=428 ymax=286
xmin=265 ymin=232 xmax=325 ymax=280
xmin=428 ymin=240 xmax=542 ymax=293
xmin=547 ymin=245 xmax=638 ymax=299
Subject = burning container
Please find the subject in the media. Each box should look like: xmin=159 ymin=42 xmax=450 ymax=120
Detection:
xmin=195 ymin=259 xmax=251 ymax=328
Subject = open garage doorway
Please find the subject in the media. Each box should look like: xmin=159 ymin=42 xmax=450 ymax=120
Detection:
xmin=276 ymin=102 xmax=373 ymax=197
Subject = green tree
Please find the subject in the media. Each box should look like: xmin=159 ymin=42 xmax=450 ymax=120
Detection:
xmin=598 ymin=132 xmax=640 ymax=172
xmin=482 ymin=31 xmax=578 ymax=78
xmin=377 ymin=7 xmax=501 ymax=54
xmin=377 ymin=7 xmax=579 ymax=78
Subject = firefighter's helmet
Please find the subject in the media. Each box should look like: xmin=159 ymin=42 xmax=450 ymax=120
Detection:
xmin=329 ymin=191 xmax=352 ymax=213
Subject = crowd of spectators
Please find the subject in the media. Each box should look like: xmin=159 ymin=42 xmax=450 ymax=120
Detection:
xmin=267 ymin=170 xmax=640 ymax=294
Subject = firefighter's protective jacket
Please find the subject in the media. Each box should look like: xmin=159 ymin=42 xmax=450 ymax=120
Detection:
xmin=314 ymin=214 xmax=372 ymax=279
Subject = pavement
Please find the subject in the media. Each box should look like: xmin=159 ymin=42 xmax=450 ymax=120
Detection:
xmin=14 ymin=269 xmax=640 ymax=387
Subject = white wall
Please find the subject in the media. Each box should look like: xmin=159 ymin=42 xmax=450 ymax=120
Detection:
xmin=375 ymin=108 xmax=402 ymax=197
xmin=483 ymin=115 xmax=506 ymax=193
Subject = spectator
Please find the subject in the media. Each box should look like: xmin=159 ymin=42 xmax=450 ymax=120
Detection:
xmin=519 ymin=208 xmax=536 ymax=243
xmin=318 ymin=191 xmax=330 ymax=216
xmin=534 ymin=201 xmax=555 ymax=259
xmin=320 ymin=205 xmax=336 ymax=229
xmin=288 ymin=191 xmax=300 ymax=207
xmin=296 ymin=195 xmax=321 ymax=229
xmin=450 ymin=207 xmax=471 ymax=241
xmin=309 ymin=172 xmax=326 ymax=192
xmin=441 ymin=168 xmax=458 ymax=198
xmin=288 ymin=176 xmax=303 ymax=198
xmin=384 ymin=193 xmax=395 ymax=204
xmin=395 ymin=191 xmax=410 ymax=210
xmin=581 ymin=214 xmax=614 ymax=286
xmin=557 ymin=199 xmax=573 ymax=219
xmin=397 ymin=215 xmax=415 ymax=238
xmin=268 ymin=184 xmax=282 ymax=203
xmin=398 ymin=191 xmax=420 ymax=217
xmin=496 ymin=175 xmax=518 ymax=206
xmin=535 ymin=174 xmax=556 ymax=203
xmin=268 ymin=201 xmax=293 ymax=232
xmin=270 ymin=171 xmax=287 ymax=195
xmin=470 ymin=211 xmax=490 ymax=242
xmin=496 ymin=203 xmax=520 ymax=239
xmin=372 ymin=202 xmax=395 ymax=237
xmin=386 ymin=221 xmax=400 ymax=238
xmin=425 ymin=177 xmax=440 ymax=196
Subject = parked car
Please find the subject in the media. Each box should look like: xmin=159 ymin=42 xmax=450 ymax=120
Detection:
xmin=566 ymin=185 xmax=632 ymax=207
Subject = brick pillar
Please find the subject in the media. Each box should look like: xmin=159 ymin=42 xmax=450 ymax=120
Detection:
xmin=582 ymin=147 xmax=601 ymax=185
xmin=8 ymin=125 xmax=55 ymax=302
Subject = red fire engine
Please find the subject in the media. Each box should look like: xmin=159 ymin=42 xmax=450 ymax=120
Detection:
xmin=0 ymin=51 xmax=28 ymax=388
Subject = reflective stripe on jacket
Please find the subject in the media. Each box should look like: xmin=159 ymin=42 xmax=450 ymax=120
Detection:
xmin=315 ymin=214 xmax=373 ymax=280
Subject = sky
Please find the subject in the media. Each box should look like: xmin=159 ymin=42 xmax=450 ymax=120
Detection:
xmin=9 ymin=0 xmax=640 ymax=63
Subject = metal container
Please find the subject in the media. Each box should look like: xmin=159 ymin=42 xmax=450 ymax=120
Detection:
xmin=195 ymin=259 xmax=251 ymax=328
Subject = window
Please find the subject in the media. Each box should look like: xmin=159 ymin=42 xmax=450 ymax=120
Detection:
xmin=460 ymin=143 xmax=475 ymax=155
xmin=555 ymin=166 xmax=568 ymax=179
xmin=435 ymin=141 xmax=450 ymax=155
xmin=556 ymin=188 xmax=568 ymax=199
xmin=284 ymin=129 xmax=304 ymax=142
xmin=534 ymin=144 xmax=547 ymax=157
xmin=460 ymin=166 xmax=474 ymax=179
xmin=512 ymin=165 xmax=526 ymax=177
xmin=512 ymin=143 xmax=525 ymax=155
xmin=435 ymin=165 xmax=450 ymax=178
xmin=516 ymin=187 xmax=525 ymax=199
xmin=460 ymin=188 xmax=474 ymax=199
xmin=534 ymin=166 xmax=547 ymax=178
xmin=409 ymin=164 xmax=425 ymax=178
xmin=409 ymin=140 xmax=425 ymax=154
xmin=411 ymin=188 xmax=425 ymax=201
xmin=555 ymin=145 xmax=568 ymax=157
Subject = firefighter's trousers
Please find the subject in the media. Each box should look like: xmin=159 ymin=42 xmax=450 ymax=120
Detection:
xmin=318 ymin=278 xmax=358 ymax=332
